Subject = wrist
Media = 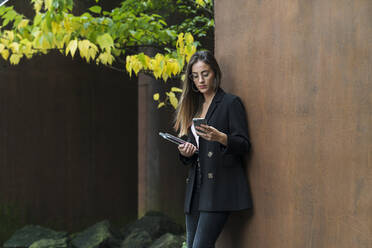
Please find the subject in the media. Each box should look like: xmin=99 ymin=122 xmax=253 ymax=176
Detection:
xmin=218 ymin=132 xmax=228 ymax=146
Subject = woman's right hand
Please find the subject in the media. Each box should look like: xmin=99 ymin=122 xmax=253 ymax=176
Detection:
xmin=178 ymin=142 xmax=197 ymax=157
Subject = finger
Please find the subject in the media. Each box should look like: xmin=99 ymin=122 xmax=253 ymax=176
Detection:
xmin=196 ymin=125 xmax=207 ymax=130
xmin=192 ymin=146 xmax=197 ymax=153
xmin=188 ymin=147 xmax=193 ymax=155
xmin=196 ymin=131 xmax=205 ymax=137
xmin=196 ymin=127 xmax=207 ymax=134
xmin=182 ymin=146 xmax=188 ymax=153
xmin=195 ymin=125 xmax=203 ymax=131
xmin=185 ymin=145 xmax=191 ymax=154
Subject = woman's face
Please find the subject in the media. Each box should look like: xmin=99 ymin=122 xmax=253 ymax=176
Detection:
xmin=191 ymin=61 xmax=215 ymax=95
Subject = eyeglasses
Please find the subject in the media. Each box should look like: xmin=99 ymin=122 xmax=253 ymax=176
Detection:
xmin=189 ymin=71 xmax=211 ymax=81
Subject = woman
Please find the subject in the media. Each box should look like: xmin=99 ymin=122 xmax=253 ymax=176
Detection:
xmin=174 ymin=50 xmax=252 ymax=248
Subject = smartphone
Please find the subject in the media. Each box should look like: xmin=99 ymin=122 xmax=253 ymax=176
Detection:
xmin=193 ymin=118 xmax=207 ymax=134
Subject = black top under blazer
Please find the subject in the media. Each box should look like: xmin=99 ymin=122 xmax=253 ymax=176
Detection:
xmin=179 ymin=87 xmax=253 ymax=213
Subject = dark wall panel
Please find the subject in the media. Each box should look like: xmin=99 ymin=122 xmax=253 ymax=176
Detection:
xmin=215 ymin=0 xmax=372 ymax=247
xmin=0 ymin=51 xmax=138 ymax=236
xmin=138 ymin=71 xmax=188 ymax=225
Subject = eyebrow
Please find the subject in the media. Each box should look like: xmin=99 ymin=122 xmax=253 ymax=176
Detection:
xmin=192 ymin=70 xmax=209 ymax=74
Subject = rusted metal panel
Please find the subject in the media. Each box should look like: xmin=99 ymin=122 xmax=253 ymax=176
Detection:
xmin=215 ymin=0 xmax=372 ymax=247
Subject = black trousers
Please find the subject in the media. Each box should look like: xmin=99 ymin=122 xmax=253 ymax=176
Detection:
xmin=185 ymin=179 xmax=230 ymax=248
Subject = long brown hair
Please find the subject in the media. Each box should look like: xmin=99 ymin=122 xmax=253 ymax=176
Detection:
xmin=174 ymin=51 xmax=222 ymax=136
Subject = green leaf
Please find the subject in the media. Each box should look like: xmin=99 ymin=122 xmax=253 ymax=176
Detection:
xmin=137 ymin=53 xmax=146 ymax=65
xmin=96 ymin=33 xmax=114 ymax=51
xmin=33 ymin=13 xmax=42 ymax=25
xmin=89 ymin=5 xmax=102 ymax=14
xmin=2 ymin=18 xmax=10 ymax=27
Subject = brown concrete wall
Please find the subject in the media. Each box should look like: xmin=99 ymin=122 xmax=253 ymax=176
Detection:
xmin=215 ymin=0 xmax=372 ymax=247
xmin=0 ymin=51 xmax=138 ymax=238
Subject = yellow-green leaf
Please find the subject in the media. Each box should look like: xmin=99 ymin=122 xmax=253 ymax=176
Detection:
xmin=97 ymin=52 xmax=115 ymax=65
xmin=169 ymin=94 xmax=178 ymax=109
xmin=88 ymin=44 xmax=98 ymax=61
xmin=195 ymin=0 xmax=206 ymax=7
xmin=185 ymin=33 xmax=194 ymax=44
xmin=9 ymin=54 xmax=22 ymax=65
xmin=66 ymin=39 xmax=78 ymax=58
xmin=9 ymin=42 xmax=20 ymax=53
xmin=17 ymin=19 xmax=29 ymax=29
xmin=171 ymin=87 xmax=183 ymax=93
xmin=0 ymin=44 xmax=4 ymax=53
xmin=0 ymin=37 xmax=9 ymax=46
xmin=51 ymin=21 xmax=60 ymax=34
xmin=1 ymin=49 xmax=9 ymax=60
xmin=153 ymin=93 xmax=160 ymax=101
xmin=78 ymin=40 xmax=90 ymax=59
xmin=33 ymin=0 xmax=43 ymax=13
xmin=5 ymin=31 xmax=14 ymax=42
xmin=126 ymin=56 xmax=133 ymax=77
xmin=158 ymin=102 xmax=165 ymax=108
xmin=162 ymin=71 xmax=169 ymax=82
xmin=186 ymin=44 xmax=197 ymax=63
xmin=45 ymin=0 xmax=52 ymax=10
xmin=176 ymin=33 xmax=184 ymax=50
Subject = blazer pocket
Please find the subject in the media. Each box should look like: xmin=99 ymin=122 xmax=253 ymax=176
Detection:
xmin=222 ymin=154 xmax=240 ymax=167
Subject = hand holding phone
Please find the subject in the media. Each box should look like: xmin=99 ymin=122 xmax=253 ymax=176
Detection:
xmin=193 ymin=118 xmax=207 ymax=134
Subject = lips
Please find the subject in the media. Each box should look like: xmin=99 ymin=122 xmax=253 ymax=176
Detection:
xmin=199 ymin=85 xmax=207 ymax=89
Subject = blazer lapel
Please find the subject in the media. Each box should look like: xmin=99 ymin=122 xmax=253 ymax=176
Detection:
xmin=205 ymin=87 xmax=225 ymax=124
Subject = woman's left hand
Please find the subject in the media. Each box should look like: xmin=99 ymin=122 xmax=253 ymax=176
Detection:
xmin=196 ymin=124 xmax=228 ymax=146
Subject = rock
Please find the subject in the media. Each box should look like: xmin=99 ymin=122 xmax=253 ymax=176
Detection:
xmin=105 ymin=236 xmax=122 ymax=248
xmin=120 ymin=229 xmax=152 ymax=248
xmin=29 ymin=238 xmax=68 ymax=248
xmin=149 ymin=233 xmax=185 ymax=248
xmin=121 ymin=211 xmax=184 ymax=241
xmin=3 ymin=225 xmax=67 ymax=248
xmin=70 ymin=220 xmax=113 ymax=248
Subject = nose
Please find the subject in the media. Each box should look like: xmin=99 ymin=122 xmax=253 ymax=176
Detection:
xmin=197 ymin=75 xmax=204 ymax=83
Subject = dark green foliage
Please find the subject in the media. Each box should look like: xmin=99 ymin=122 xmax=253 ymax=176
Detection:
xmin=0 ymin=202 xmax=27 ymax=244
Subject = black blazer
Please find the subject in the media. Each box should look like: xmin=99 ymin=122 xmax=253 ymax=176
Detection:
xmin=179 ymin=87 xmax=252 ymax=213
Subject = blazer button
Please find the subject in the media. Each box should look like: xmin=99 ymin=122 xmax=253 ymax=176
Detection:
xmin=208 ymin=173 xmax=214 ymax=179
xmin=186 ymin=178 xmax=190 ymax=183
xmin=208 ymin=151 xmax=213 ymax=158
